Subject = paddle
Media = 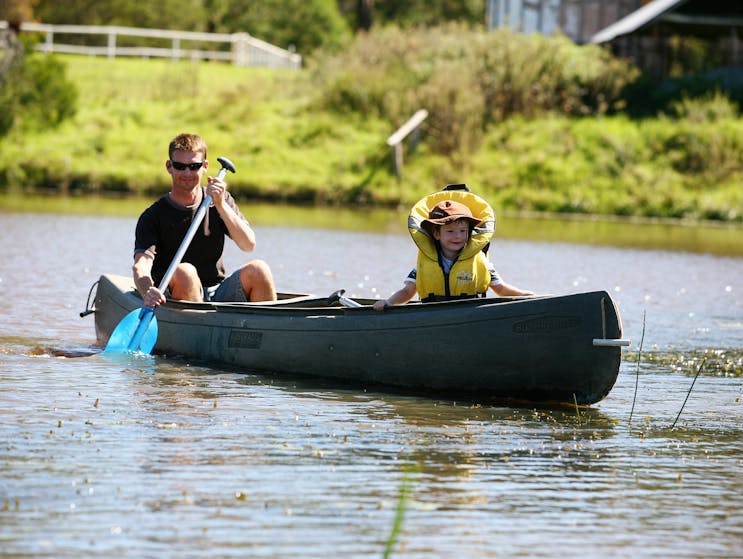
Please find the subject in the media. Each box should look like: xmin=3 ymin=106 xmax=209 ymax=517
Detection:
xmin=327 ymin=289 xmax=363 ymax=308
xmin=104 ymin=156 xmax=237 ymax=354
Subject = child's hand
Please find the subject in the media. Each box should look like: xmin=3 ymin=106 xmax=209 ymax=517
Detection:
xmin=372 ymin=300 xmax=390 ymax=312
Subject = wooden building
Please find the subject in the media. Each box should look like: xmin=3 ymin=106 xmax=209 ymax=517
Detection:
xmin=590 ymin=0 xmax=743 ymax=78
xmin=487 ymin=0 xmax=743 ymax=77
xmin=486 ymin=0 xmax=643 ymax=43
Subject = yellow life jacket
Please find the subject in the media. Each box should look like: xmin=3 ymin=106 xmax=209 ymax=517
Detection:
xmin=408 ymin=185 xmax=495 ymax=301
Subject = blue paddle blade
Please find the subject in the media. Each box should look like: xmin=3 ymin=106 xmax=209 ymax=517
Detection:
xmin=104 ymin=307 xmax=158 ymax=354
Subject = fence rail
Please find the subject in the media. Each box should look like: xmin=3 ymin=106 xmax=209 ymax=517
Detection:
xmin=387 ymin=109 xmax=428 ymax=180
xmin=0 ymin=21 xmax=301 ymax=69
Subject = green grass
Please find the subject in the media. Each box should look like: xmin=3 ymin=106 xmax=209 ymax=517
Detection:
xmin=1 ymin=54 xmax=742 ymax=223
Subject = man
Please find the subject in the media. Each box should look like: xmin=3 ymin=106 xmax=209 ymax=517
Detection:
xmin=133 ymin=133 xmax=276 ymax=308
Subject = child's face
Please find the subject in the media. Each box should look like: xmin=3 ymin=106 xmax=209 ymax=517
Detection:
xmin=434 ymin=219 xmax=470 ymax=257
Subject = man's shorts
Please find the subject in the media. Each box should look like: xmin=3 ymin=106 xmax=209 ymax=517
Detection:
xmin=205 ymin=270 xmax=247 ymax=302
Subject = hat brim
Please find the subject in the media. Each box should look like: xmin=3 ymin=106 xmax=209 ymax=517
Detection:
xmin=421 ymin=215 xmax=481 ymax=235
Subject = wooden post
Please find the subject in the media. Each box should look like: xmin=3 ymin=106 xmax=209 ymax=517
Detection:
xmin=107 ymin=29 xmax=116 ymax=59
xmin=393 ymin=143 xmax=403 ymax=178
xmin=386 ymin=109 xmax=428 ymax=180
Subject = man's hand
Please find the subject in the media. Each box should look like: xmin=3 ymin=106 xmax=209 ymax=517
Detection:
xmin=206 ymin=175 xmax=227 ymax=206
xmin=144 ymin=286 xmax=166 ymax=308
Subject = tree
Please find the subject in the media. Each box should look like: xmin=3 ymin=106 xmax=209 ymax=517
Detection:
xmin=29 ymin=0 xmax=488 ymax=54
xmin=0 ymin=0 xmax=35 ymax=22
xmin=337 ymin=0 xmax=373 ymax=31
xmin=0 ymin=0 xmax=35 ymax=79
xmin=1 ymin=0 xmax=33 ymax=133
xmin=35 ymin=0 xmax=207 ymax=30
xmin=216 ymin=0 xmax=350 ymax=53
xmin=337 ymin=0 xmax=485 ymax=32
xmin=1 ymin=0 xmax=77 ymax=136
xmin=371 ymin=0 xmax=485 ymax=27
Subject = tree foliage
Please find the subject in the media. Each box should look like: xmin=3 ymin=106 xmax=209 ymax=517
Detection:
xmin=1 ymin=1 xmax=77 ymax=137
xmin=0 ymin=37 xmax=77 ymax=136
xmin=35 ymin=0 xmax=207 ymax=30
xmin=0 ymin=0 xmax=35 ymax=22
xmin=370 ymin=0 xmax=485 ymax=27
xmin=211 ymin=0 xmax=351 ymax=53
xmin=32 ymin=0 xmax=485 ymax=53
xmin=336 ymin=0 xmax=485 ymax=31
xmin=35 ymin=0 xmax=351 ymax=53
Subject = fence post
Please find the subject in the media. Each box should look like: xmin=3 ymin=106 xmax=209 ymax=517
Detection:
xmin=232 ymin=32 xmax=249 ymax=67
xmin=392 ymin=143 xmax=404 ymax=178
xmin=386 ymin=109 xmax=428 ymax=181
xmin=107 ymin=29 xmax=116 ymax=59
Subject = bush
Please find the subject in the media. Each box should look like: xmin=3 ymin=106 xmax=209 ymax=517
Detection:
xmin=667 ymin=90 xmax=739 ymax=122
xmin=312 ymin=25 xmax=640 ymax=156
xmin=0 ymin=40 xmax=77 ymax=136
xmin=16 ymin=54 xmax=78 ymax=129
xmin=623 ymin=67 xmax=743 ymax=117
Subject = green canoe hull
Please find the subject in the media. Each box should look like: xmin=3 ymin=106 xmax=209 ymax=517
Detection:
xmin=93 ymin=274 xmax=628 ymax=405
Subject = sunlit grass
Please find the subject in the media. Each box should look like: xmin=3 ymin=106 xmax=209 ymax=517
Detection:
xmin=2 ymin=53 xmax=743 ymax=222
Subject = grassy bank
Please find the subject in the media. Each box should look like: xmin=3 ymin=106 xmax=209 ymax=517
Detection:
xmin=1 ymin=53 xmax=742 ymax=222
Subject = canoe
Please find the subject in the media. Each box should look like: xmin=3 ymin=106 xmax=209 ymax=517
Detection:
xmin=88 ymin=274 xmax=630 ymax=405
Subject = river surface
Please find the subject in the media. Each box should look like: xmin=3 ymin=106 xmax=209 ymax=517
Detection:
xmin=1 ymin=211 xmax=741 ymax=558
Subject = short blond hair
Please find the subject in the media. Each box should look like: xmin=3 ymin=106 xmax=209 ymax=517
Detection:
xmin=168 ymin=133 xmax=207 ymax=159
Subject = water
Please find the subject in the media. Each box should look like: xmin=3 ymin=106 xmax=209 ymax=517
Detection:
xmin=1 ymin=212 xmax=741 ymax=558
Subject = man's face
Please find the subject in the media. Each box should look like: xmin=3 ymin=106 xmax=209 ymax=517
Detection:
xmin=167 ymin=150 xmax=208 ymax=189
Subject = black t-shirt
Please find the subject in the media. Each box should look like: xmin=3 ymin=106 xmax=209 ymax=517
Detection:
xmin=134 ymin=190 xmax=245 ymax=288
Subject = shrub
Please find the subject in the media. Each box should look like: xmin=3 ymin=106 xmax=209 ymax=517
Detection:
xmin=312 ymin=24 xmax=640 ymax=156
xmin=623 ymin=68 xmax=743 ymax=117
xmin=0 ymin=40 xmax=77 ymax=136
xmin=15 ymin=53 xmax=78 ymax=129
xmin=667 ymin=91 xmax=739 ymax=122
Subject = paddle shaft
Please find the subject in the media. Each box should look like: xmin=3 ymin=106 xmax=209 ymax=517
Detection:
xmin=338 ymin=293 xmax=362 ymax=308
xmin=156 ymin=165 xmax=229 ymax=293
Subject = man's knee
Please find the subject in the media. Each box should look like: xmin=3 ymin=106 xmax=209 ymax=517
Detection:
xmin=172 ymin=262 xmax=199 ymax=283
xmin=240 ymin=259 xmax=273 ymax=284
xmin=240 ymin=259 xmax=276 ymax=301
xmin=170 ymin=263 xmax=202 ymax=300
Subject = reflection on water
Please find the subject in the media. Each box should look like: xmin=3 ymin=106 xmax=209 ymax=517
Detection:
xmin=1 ymin=339 xmax=742 ymax=558
xmin=1 ymin=212 xmax=742 ymax=558
xmin=2 ymin=195 xmax=742 ymax=256
xmin=628 ymin=348 xmax=743 ymax=377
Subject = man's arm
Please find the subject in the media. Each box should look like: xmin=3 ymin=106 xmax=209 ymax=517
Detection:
xmin=133 ymin=251 xmax=166 ymax=307
xmin=206 ymin=176 xmax=256 ymax=252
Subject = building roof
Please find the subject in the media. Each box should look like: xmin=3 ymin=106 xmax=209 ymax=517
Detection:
xmin=590 ymin=0 xmax=743 ymax=44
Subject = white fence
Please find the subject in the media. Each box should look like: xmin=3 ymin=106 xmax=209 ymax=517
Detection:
xmin=0 ymin=21 xmax=301 ymax=69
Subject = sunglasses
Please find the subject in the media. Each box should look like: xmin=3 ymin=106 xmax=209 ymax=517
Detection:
xmin=170 ymin=160 xmax=205 ymax=171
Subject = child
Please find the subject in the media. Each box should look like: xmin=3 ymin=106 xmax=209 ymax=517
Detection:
xmin=372 ymin=185 xmax=533 ymax=311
